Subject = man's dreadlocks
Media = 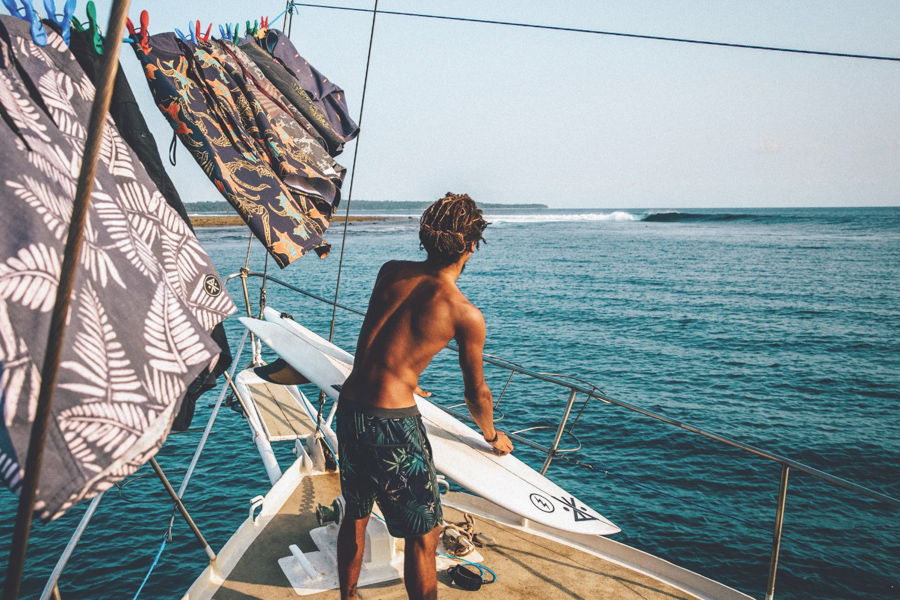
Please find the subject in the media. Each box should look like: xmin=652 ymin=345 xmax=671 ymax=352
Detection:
xmin=419 ymin=192 xmax=489 ymax=265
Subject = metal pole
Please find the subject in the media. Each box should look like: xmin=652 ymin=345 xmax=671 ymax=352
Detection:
xmin=149 ymin=458 xmax=216 ymax=562
xmin=166 ymin=331 xmax=248 ymax=538
xmin=540 ymin=388 xmax=579 ymax=475
xmin=3 ymin=3 xmax=132 ymax=598
xmin=39 ymin=493 xmax=105 ymax=600
xmin=765 ymin=465 xmax=790 ymax=600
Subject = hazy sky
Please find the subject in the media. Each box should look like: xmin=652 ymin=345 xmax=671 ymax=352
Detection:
xmin=14 ymin=1 xmax=900 ymax=208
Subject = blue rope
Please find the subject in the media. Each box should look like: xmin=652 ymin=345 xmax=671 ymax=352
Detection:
xmin=132 ymin=534 xmax=167 ymax=600
xmin=272 ymin=1 xmax=295 ymax=29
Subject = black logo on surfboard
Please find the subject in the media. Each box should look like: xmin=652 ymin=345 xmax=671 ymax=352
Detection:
xmin=529 ymin=493 xmax=555 ymax=513
xmin=552 ymin=495 xmax=598 ymax=522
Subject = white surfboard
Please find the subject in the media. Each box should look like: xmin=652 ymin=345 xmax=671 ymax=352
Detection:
xmin=240 ymin=312 xmax=620 ymax=537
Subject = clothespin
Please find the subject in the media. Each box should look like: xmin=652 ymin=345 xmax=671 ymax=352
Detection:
xmin=219 ymin=22 xmax=239 ymax=42
xmin=70 ymin=0 xmax=102 ymax=53
xmin=125 ymin=9 xmax=149 ymax=53
xmin=42 ymin=0 xmax=76 ymax=44
xmin=1 ymin=0 xmax=48 ymax=45
xmin=245 ymin=19 xmax=258 ymax=36
xmin=260 ymin=16 xmax=269 ymax=30
xmin=174 ymin=20 xmax=196 ymax=43
xmin=195 ymin=20 xmax=211 ymax=42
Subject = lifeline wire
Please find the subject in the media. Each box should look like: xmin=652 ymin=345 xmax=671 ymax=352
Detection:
xmin=291 ymin=2 xmax=900 ymax=63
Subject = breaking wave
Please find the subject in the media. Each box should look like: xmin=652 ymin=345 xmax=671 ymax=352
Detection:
xmin=641 ymin=212 xmax=773 ymax=223
xmin=487 ymin=211 xmax=639 ymax=224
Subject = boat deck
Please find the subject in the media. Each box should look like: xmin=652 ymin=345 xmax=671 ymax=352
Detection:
xmin=246 ymin=379 xmax=315 ymax=441
xmin=212 ymin=472 xmax=698 ymax=600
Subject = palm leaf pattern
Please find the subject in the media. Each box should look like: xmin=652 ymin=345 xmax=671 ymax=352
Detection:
xmin=0 ymin=68 xmax=50 ymax=142
xmin=94 ymin=188 xmax=160 ymax=279
xmin=7 ymin=176 xmax=74 ymax=240
xmin=58 ymin=282 xmax=144 ymax=404
xmin=143 ymin=282 xmax=212 ymax=374
xmin=0 ymin=243 xmax=60 ymax=312
xmin=0 ymin=26 xmax=233 ymax=520
xmin=38 ymin=70 xmax=85 ymax=141
xmin=98 ymin=120 xmax=136 ymax=179
xmin=0 ymin=301 xmax=39 ymax=432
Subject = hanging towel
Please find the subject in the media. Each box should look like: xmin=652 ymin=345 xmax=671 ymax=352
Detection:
xmin=0 ymin=17 xmax=235 ymax=520
xmin=68 ymin=28 xmax=233 ymax=430
xmin=133 ymin=33 xmax=331 ymax=266
xmin=265 ymin=28 xmax=359 ymax=153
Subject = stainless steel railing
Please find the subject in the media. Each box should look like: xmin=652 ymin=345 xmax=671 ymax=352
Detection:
xmin=228 ymin=271 xmax=900 ymax=600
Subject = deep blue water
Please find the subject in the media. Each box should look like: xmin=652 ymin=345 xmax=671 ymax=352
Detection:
xmin=1 ymin=207 xmax=898 ymax=599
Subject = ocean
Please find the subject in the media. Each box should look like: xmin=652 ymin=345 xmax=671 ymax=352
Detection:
xmin=1 ymin=207 xmax=897 ymax=599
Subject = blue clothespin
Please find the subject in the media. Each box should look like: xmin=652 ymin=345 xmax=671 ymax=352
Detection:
xmin=175 ymin=20 xmax=197 ymax=43
xmin=42 ymin=0 xmax=76 ymax=44
xmin=1 ymin=0 xmax=48 ymax=45
xmin=219 ymin=22 xmax=239 ymax=42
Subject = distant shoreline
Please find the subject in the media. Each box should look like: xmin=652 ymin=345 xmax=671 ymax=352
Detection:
xmin=188 ymin=214 xmax=412 ymax=228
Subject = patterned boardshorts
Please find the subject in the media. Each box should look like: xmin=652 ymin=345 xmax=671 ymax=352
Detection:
xmin=335 ymin=401 xmax=443 ymax=538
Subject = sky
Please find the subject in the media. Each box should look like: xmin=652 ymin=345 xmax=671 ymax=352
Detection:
xmin=11 ymin=1 xmax=900 ymax=208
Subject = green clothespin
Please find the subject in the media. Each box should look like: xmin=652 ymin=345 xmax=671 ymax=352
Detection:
xmin=71 ymin=1 xmax=103 ymax=54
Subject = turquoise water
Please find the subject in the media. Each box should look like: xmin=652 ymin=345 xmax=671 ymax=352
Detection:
xmin=1 ymin=207 xmax=898 ymax=599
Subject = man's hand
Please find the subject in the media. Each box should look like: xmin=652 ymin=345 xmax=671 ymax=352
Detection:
xmin=485 ymin=431 xmax=513 ymax=456
xmin=414 ymin=385 xmax=432 ymax=398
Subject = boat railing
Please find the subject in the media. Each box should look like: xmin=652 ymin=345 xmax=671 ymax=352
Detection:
xmin=227 ymin=271 xmax=899 ymax=600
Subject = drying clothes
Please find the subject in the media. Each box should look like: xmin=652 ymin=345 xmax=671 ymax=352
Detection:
xmin=238 ymin=40 xmax=347 ymax=157
xmin=133 ymin=33 xmax=332 ymax=266
xmin=0 ymin=17 xmax=235 ymax=520
xmin=265 ymin=29 xmax=359 ymax=153
xmin=209 ymin=40 xmax=345 ymax=211
xmin=68 ymin=28 xmax=233 ymax=430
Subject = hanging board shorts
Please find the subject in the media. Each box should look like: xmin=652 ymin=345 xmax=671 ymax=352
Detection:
xmin=335 ymin=401 xmax=443 ymax=538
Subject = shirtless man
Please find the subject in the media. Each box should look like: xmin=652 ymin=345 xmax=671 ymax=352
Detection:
xmin=335 ymin=193 xmax=514 ymax=600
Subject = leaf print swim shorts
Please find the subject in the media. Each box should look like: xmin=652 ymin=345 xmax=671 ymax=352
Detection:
xmin=335 ymin=401 xmax=443 ymax=538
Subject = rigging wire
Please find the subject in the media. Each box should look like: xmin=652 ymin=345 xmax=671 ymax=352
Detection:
xmin=289 ymin=2 xmax=900 ymax=63
xmin=327 ymin=0 xmax=379 ymax=345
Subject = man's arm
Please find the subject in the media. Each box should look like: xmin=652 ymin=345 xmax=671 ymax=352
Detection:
xmin=456 ymin=305 xmax=513 ymax=456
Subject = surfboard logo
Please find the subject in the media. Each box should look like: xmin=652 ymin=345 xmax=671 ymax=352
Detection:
xmin=529 ymin=493 xmax=555 ymax=513
xmin=553 ymin=495 xmax=598 ymax=522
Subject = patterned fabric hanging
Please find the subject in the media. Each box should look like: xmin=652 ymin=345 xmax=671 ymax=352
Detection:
xmin=68 ymin=28 xmax=233 ymax=431
xmin=214 ymin=39 xmax=345 ymax=213
xmin=0 ymin=17 xmax=235 ymax=521
xmin=265 ymin=29 xmax=359 ymax=155
xmin=133 ymin=33 xmax=334 ymax=267
xmin=238 ymin=41 xmax=347 ymax=158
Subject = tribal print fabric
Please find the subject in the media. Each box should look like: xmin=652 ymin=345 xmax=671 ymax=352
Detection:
xmin=211 ymin=40 xmax=345 ymax=211
xmin=134 ymin=33 xmax=333 ymax=267
xmin=265 ymin=29 xmax=359 ymax=155
xmin=238 ymin=40 xmax=348 ymax=158
xmin=0 ymin=17 xmax=235 ymax=520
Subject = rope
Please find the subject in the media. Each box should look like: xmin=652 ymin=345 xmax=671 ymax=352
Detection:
xmin=131 ymin=535 xmax=167 ymax=600
xmin=290 ymin=3 xmax=900 ymax=63
xmin=326 ymin=0 xmax=379 ymax=343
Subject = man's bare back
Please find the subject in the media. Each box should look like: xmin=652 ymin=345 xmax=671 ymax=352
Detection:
xmin=336 ymin=193 xmax=511 ymax=600
xmin=341 ymin=259 xmax=481 ymax=411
